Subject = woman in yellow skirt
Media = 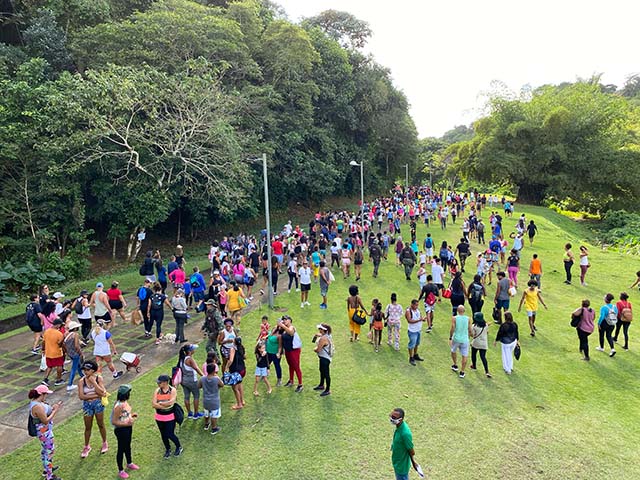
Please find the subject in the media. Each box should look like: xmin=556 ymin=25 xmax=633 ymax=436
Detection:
xmin=347 ymin=285 xmax=368 ymax=342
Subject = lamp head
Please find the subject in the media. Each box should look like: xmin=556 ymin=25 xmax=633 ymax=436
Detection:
xmin=349 ymin=160 xmax=360 ymax=166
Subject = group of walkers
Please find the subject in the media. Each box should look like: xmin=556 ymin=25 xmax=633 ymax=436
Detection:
xmin=23 ymin=184 xmax=637 ymax=480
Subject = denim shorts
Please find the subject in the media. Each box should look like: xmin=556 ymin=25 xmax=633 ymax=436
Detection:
xmin=496 ymin=299 xmax=510 ymax=310
xmin=83 ymin=399 xmax=105 ymax=417
xmin=407 ymin=330 xmax=421 ymax=349
xmin=450 ymin=341 xmax=469 ymax=356
xmin=204 ymin=408 xmax=221 ymax=419
xmin=255 ymin=367 xmax=269 ymax=377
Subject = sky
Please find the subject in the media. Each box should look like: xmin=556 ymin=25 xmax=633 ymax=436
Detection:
xmin=275 ymin=0 xmax=640 ymax=138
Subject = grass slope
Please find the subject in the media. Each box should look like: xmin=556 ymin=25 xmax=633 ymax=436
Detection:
xmin=2 ymin=205 xmax=639 ymax=479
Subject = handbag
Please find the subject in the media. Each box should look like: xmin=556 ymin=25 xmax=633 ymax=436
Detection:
xmin=292 ymin=330 xmax=303 ymax=349
xmin=570 ymin=308 xmax=583 ymax=328
xmin=171 ymin=363 xmax=182 ymax=386
xmin=239 ymin=296 xmax=247 ymax=308
xmin=131 ymin=309 xmax=143 ymax=326
xmin=173 ymin=402 xmax=185 ymax=425
xmin=100 ymin=392 xmax=110 ymax=407
xmin=492 ymin=307 xmax=501 ymax=321
xmin=442 ymin=288 xmax=452 ymax=299
xmin=508 ymin=286 xmax=517 ymax=297
xmin=352 ymin=308 xmax=367 ymax=325
xmin=514 ymin=344 xmax=521 ymax=360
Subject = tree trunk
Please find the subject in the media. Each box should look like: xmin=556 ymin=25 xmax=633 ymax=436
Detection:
xmin=132 ymin=227 xmax=144 ymax=262
xmin=516 ymin=183 xmax=546 ymax=205
xmin=23 ymin=174 xmax=39 ymax=258
xmin=112 ymin=236 xmax=117 ymax=261
xmin=127 ymin=227 xmax=138 ymax=263
xmin=176 ymin=208 xmax=181 ymax=245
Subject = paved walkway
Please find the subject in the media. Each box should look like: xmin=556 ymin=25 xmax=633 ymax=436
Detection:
xmin=0 ymin=280 xmax=278 ymax=456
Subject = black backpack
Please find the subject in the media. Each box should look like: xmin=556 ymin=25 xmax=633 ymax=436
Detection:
xmin=74 ymin=297 xmax=84 ymax=314
xmin=150 ymin=293 xmax=164 ymax=310
xmin=25 ymin=303 xmax=39 ymax=328
xmin=27 ymin=408 xmax=38 ymax=437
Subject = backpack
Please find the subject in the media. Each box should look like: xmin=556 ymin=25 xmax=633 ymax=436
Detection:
xmin=471 ymin=284 xmax=483 ymax=303
xmin=323 ymin=335 xmax=335 ymax=358
xmin=27 ymin=406 xmax=38 ymax=437
xmin=25 ymin=303 xmax=39 ymax=328
xmin=621 ymin=306 xmax=633 ymax=322
xmin=137 ymin=287 xmax=148 ymax=302
xmin=190 ymin=274 xmax=200 ymax=288
xmin=150 ymin=293 xmax=164 ymax=310
xmin=606 ymin=305 xmax=618 ymax=326
xmin=74 ymin=297 xmax=84 ymax=314
xmin=424 ymin=237 xmax=433 ymax=249
xmin=425 ymin=291 xmax=437 ymax=306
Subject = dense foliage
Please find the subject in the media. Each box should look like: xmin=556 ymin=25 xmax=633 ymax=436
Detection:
xmin=446 ymin=80 xmax=640 ymax=212
xmin=0 ymin=0 xmax=418 ymax=275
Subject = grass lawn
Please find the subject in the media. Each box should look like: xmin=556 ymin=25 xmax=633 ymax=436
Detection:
xmin=2 ymin=204 xmax=639 ymax=479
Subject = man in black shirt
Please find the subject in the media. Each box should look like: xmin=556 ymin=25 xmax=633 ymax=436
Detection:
xmin=369 ymin=240 xmax=383 ymax=278
xmin=136 ymin=279 xmax=154 ymax=337
xmin=418 ymin=275 xmax=440 ymax=332
xmin=455 ymin=238 xmax=471 ymax=273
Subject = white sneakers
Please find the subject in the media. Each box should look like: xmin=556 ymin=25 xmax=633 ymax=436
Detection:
xmin=595 ymin=347 xmax=605 ymax=352
xmin=66 ymin=385 xmax=78 ymax=392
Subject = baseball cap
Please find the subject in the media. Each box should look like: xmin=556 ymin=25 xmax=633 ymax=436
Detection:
xmin=205 ymin=299 xmax=217 ymax=305
xmin=80 ymin=290 xmax=88 ymax=296
xmin=96 ymin=282 xmax=104 ymax=288
xmin=316 ymin=324 xmax=328 ymax=331
xmin=52 ymin=292 xmax=65 ymax=299
xmin=35 ymin=385 xmax=53 ymax=395
xmin=186 ymin=344 xmax=198 ymax=352
xmin=118 ymin=384 xmax=132 ymax=396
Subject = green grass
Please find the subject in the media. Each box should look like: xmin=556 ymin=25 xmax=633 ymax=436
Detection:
xmin=2 ymin=204 xmax=640 ymax=479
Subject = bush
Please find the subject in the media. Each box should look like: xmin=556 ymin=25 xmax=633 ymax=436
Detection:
xmin=0 ymin=261 xmax=65 ymax=305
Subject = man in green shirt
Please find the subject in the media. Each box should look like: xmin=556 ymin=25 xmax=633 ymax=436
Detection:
xmin=390 ymin=408 xmax=420 ymax=480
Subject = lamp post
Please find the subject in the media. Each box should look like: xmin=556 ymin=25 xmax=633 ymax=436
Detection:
xmin=261 ymin=153 xmax=274 ymax=309
xmin=404 ymin=163 xmax=409 ymax=192
xmin=350 ymin=160 xmax=364 ymax=230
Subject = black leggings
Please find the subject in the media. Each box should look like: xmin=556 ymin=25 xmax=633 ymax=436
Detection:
xmin=577 ymin=328 xmax=591 ymax=359
xmin=599 ymin=323 xmax=614 ymax=349
xmin=114 ymin=426 xmax=132 ymax=470
xmin=564 ymin=260 xmax=573 ymax=283
xmin=271 ymin=273 xmax=279 ymax=293
xmin=156 ymin=420 xmax=180 ymax=451
xmin=319 ymin=357 xmax=331 ymax=391
xmin=614 ymin=321 xmax=630 ymax=349
xmin=80 ymin=318 xmax=92 ymax=340
xmin=150 ymin=310 xmax=164 ymax=339
xmin=287 ymin=272 xmax=299 ymax=290
xmin=471 ymin=347 xmax=488 ymax=373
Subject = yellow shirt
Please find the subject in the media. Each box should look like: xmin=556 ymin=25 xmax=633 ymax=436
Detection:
xmin=524 ymin=288 xmax=539 ymax=311
xmin=227 ymin=289 xmax=243 ymax=312
xmin=43 ymin=328 xmax=63 ymax=359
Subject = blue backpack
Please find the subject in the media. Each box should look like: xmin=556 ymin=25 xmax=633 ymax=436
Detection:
xmin=137 ymin=287 xmax=148 ymax=302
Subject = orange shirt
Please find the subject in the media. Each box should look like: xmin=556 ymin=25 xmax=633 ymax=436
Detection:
xmin=43 ymin=328 xmax=63 ymax=359
xmin=530 ymin=258 xmax=542 ymax=275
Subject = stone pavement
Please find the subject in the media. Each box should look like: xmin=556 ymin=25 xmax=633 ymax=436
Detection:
xmin=0 ymin=281 xmax=278 ymax=456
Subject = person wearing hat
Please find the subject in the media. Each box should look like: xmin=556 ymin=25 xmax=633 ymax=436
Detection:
xmin=112 ymin=384 xmax=139 ymax=479
xmin=178 ymin=344 xmax=204 ymax=419
xmin=91 ymin=318 xmax=123 ymax=379
xmin=90 ymin=283 xmax=114 ymax=326
xmin=26 ymin=294 xmax=45 ymax=355
xmin=52 ymin=292 xmax=65 ymax=316
xmin=42 ymin=318 xmax=65 ymax=387
xmin=152 ymin=374 xmax=182 ymax=459
xmin=217 ymin=318 xmax=237 ymax=373
xmin=171 ymin=288 xmax=189 ymax=343
xmin=136 ymin=279 xmax=154 ymax=338
xmin=73 ymin=290 xmax=92 ymax=342
xmin=312 ymin=324 xmax=333 ymax=397
xmin=28 ymin=384 xmax=63 ymax=480
xmin=63 ymin=320 xmax=84 ymax=391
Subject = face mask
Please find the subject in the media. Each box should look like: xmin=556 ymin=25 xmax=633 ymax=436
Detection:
xmin=390 ymin=417 xmax=401 ymax=425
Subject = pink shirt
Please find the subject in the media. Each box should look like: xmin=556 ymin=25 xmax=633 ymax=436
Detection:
xmin=169 ymin=269 xmax=186 ymax=285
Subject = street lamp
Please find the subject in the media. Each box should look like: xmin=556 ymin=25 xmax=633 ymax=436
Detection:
xmin=350 ymin=160 xmax=364 ymax=230
xmin=404 ymin=163 xmax=409 ymax=192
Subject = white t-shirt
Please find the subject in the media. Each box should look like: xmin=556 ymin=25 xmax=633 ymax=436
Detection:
xmin=288 ymin=259 xmax=298 ymax=273
xmin=330 ymin=245 xmax=340 ymax=256
xmin=431 ymin=264 xmax=444 ymax=284
xmin=406 ymin=307 xmax=423 ymax=333
xmin=419 ymin=254 xmax=427 ymax=265
xmin=298 ymin=267 xmax=312 ymax=285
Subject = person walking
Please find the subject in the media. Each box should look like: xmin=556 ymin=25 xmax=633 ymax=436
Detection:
xmin=467 ymin=274 xmax=486 ymax=314
xmin=106 ymin=282 xmax=127 ymax=326
xmin=613 ymin=292 xmax=632 ymax=350
xmin=385 ymin=293 xmax=403 ymax=351
xmin=596 ymin=293 xmax=618 ymax=357
xmin=572 ymin=299 xmax=595 ymax=361
xmin=506 ymin=249 xmax=520 ymax=287
xmin=517 ymin=280 xmax=547 ymax=337
xmin=111 ymin=384 xmax=139 ymax=479
xmin=286 ymin=253 xmax=299 ymax=293
xmin=318 ymin=261 xmax=331 ymax=310
xmin=29 ymin=385 xmax=63 ymax=480
xmin=26 ymin=294 xmax=45 ymax=355
xmin=470 ymin=312 xmax=491 ymax=377
xmin=199 ymin=363 xmax=223 ymax=434
xmin=449 ymin=305 xmax=472 ymax=378
xmin=90 ymin=283 xmax=113 ymax=326
xmin=148 ymin=283 xmax=171 ymax=345
xmin=152 ymin=374 xmax=182 ymax=459
xmin=312 ymin=323 xmax=333 ymax=397
xmin=579 ymin=246 xmax=590 ymax=286
xmin=389 ymin=408 xmax=422 ymax=480
xmin=493 ymin=272 xmax=511 ymax=324
xmin=91 ymin=320 xmax=123 ymax=378
xmin=136 ymin=279 xmax=153 ymax=338
xmin=526 ymin=220 xmax=538 ymax=246
xmin=369 ymin=240 xmax=383 ymax=278
xmin=226 ymin=281 xmax=246 ymax=327
xmin=178 ymin=344 xmax=204 ymax=419
xmin=347 ymin=285 xmax=368 ymax=342
xmin=528 ymin=254 xmax=543 ymax=290
xmin=494 ymin=312 xmax=519 ymax=374
xmin=41 ymin=319 xmax=65 ymax=387
xmin=63 ymin=320 xmax=83 ymax=392
xmin=78 ymin=360 xmax=109 ymax=457
xmin=171 ymin=289 xmax=188 ymax=344
xmin=563 ymin=243 xmax=575 ymax=285
xmin=449 ymin=271 xmax=466 ymax=316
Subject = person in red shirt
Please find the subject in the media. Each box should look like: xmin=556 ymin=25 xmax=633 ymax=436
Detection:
xmin=106 ymin=281 xmax=127 ymax=326
xmin=614 ymin=292 xmax=633 ymax=350
xmin=271 ymin=236 xmax=284 ymax=272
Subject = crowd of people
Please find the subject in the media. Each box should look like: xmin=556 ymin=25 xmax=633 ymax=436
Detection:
xmin=23 ymin=184 xmax=635 ymax=480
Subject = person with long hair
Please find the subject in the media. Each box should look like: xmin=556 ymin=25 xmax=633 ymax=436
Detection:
xmin=450 ymin=271 xmax=466 ymax=316
xmin=385 ymin=293 xmax=403 ymax=351
xmin=178 ymin=344 xmax=203 ymax=419
xmin=111 ymin=384 xmax=139 ymax=479
xmin=596 ymin=293 xmax=618 ymax=357
xmin=470 ymin=312 xmax=491 ymax=378
xmin=579 ymin=246 xmax=590 ymax=286
xmin=312 ymin=323 xmax=333 ymax=396
xmin=614 ymin=292 xmax=633 ymax=350
xmin=106 ymin=282 xmax=127 ymax=326
xmin=28 ymin=385 xmax=62 ymax=480
xmin=347 ymin=285 xmax=368 ymax=342
xmin=91 ymin=320 xmax=123 ymax=378
xmin=253 ymin=341 xmax=272 ymax=396
xmin=494 ymin=311 xmax=519 ymax=374
xmin=279 ymin=315 xmax=303 ymax=392
xmin=266 ymin=325 xmax=283 ymax=387
xmin=228 ymin=337 xmax=247 ymax=409
xmin=563 ymin=243 xmax=575 ymax=285
xmin=78 ymin=360 xmax=109 ymax=458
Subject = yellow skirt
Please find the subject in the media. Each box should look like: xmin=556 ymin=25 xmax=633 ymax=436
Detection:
xmin=348 ymin=307 xmax=361 ymax=334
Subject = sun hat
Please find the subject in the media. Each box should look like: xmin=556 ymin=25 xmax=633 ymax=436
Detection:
xmin=67 ymin=320 xmax=82 ymax=331
xmin=316 ymin=324 xmax=328 ymax=331
xmin=35 ymin=385 xmax=53 ymax=395
xmin=52 ymin=292 xmax=65 ymax=299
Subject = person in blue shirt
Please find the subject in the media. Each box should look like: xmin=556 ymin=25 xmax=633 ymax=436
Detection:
xmin=189 ymin=266 xmax=206 ymax=305
xmin=489 ymin=236 xmax=501 ymax=254
xmin=167 ymin=255 xmax=178 ymax=276
xmin=597 ymin=293 xmax=618 ymax=357
xmin=157 ymin=261 xmax=168 ymax=293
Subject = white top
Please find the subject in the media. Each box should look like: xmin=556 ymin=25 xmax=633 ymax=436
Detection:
xmin=431 ymin=264 xmax=444 ymax=284
xmin=92 ymin=328 xmax=112 ymax=356
xmin=407 ymin=307 xmax=423 ymax=333
xmin=288 ymin=259 xmax=298 ymax=273
xmin=298 ymin=267 xmax=312 ymax=285
xmin=580 ymin=254 xmax=589 ymax=266
xmin=419 ymin=254 xmax=427 ymax=265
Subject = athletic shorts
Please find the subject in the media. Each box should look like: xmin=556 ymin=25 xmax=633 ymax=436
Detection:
xmin=450 ymin=341 xmax=469 ymax=356
xmin=424 ymin=304 xmax=434 ymax=314
xmin=95 ymin=312 xmax=111 ymax=322
xmin=526 ymin=310 xmax=536 ymax=317
xmin=301 ymin=283 xmax=311 ymax=292
xmin=496 ymin=299 xmax=510 ymax=310
xmin=46 ymin=356 xmax=64 ymax=368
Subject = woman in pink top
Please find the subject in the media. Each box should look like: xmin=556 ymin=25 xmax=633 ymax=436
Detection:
xmin=572 ymin=299 xmax=595 ymax=361
xmin=169 ymin=266 xmax=186 ymax=288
